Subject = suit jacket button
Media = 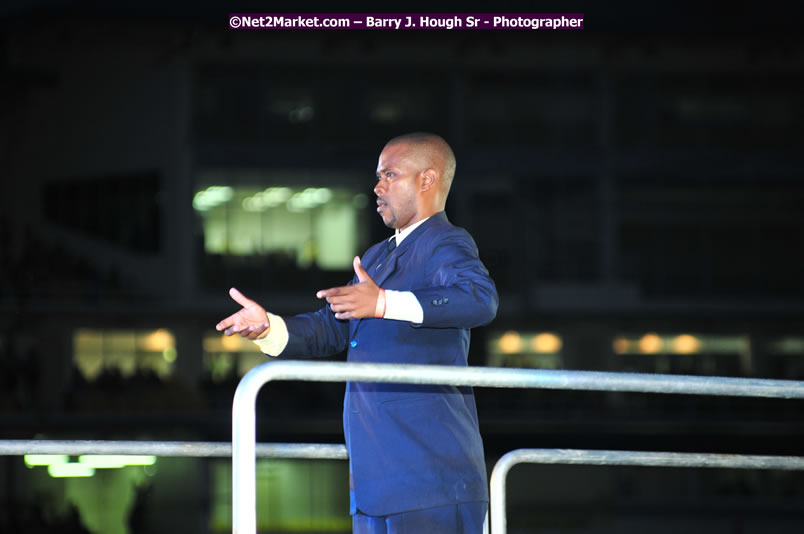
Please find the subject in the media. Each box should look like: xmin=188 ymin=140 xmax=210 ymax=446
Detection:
xmin=350 ymin=340 xmax=358 ymax=348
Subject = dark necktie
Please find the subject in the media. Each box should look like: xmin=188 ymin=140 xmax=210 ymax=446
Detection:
xmin=373 ymin=237 xmax=397 ymax=274
xmin=386 ymin=236 xmax=397 ymax=253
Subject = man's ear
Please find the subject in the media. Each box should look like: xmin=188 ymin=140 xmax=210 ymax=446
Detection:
xmin=420 ymin=169 xmax=438 ymax=192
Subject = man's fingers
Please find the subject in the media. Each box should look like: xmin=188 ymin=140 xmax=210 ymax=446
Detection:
xmin=243 ymin=322 xmax=270 ymax=340
xmin=229 ymin=287 xmax=255 ymax=308
xmin=218 ymin=289 xmax=268 ymax=335
xmin=216 ymin=314 xmax=237 ymax=332
xmin=328 ymin=301 xmax=354 ymax=313
xmin=327 ymin=296 xmax=353 ymax=311
xmin=316 ymin=280 xmax=375 ymax=319
xmin=219 ymin=313 xmax=253 ymax=335
xmin=324 ymin=292 xmax=359 ymax=306
xmin=317 ymin=286 xmax=347 ymax=299
xmin=353 ymin=256 xmax=371 ymax=283
xmin=224 ymin=324 xmax=244 ymax=336
xmin=219 ymin=315 xmax=249 ymax=334
xmin=224 ymin=320 xmax=259 ymax=337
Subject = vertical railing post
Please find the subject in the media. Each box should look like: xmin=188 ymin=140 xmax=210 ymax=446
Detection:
xmin=489 ymin=450 xmax=518 ymax=534
xmin=232 ymin=364 xmax=270 ymax=534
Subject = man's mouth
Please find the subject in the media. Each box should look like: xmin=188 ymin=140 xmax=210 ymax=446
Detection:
xmin=376 ymin=198 xmax=388 ymax=212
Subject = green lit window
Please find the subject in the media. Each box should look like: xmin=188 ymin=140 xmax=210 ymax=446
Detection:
xmin=193 ymin=184 xmax=369 ymax=270
xmin=210 ymin=458 xmax=350 ymax=532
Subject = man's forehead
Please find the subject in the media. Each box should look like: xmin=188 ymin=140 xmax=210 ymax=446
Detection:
xmin=377 ymin=142 xmax=416 ymax=169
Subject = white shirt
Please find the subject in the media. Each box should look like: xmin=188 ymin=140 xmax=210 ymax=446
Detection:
xmin=254 ymin=218 xmax=429 ymax=356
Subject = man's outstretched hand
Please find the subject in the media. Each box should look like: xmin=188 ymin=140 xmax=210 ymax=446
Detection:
xmin=216 ymin=287 xmax=270 ymax=340
xmin=317 ymin=256 xmax=381 ymax=320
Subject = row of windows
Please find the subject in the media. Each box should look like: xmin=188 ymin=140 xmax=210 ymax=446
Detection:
xmin=26 ymin=173 xmax=804 ymax=299
xmin=194 ymin=184 xmax=367 ymax=268
xmin=189 ymin=178 xmax=804 ymax=298
xmin=65 ymin=329 xmax=804 ymax=385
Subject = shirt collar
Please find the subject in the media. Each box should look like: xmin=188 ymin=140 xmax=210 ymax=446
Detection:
xmin=393 ymin=216 xmax=430 ymax=247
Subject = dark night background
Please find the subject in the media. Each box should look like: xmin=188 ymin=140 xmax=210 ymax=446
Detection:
xmin=1 ymin=1 xmax=803 ymax=533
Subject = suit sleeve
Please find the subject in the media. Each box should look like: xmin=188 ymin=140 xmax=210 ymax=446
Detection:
xmin=265 ymin=244 xmax=381 ymax=359
xmin=279 ymin=294 xmax=352 ymax=359
xmin=411 ymin=231 xmax=498 ymax=329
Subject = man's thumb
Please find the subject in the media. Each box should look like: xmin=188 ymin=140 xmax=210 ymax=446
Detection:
xmin=353 ymin=256 xmax=370 ymax=282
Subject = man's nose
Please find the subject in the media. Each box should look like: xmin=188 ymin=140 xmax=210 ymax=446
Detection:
xmin=374 ymin=180 xmax=385 ymax=196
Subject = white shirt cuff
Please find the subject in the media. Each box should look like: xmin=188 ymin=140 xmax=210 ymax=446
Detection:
xmin=252 ymin=312 xmax=289 ymax=356
xmin=383 ymin=290 xmax=423 ymax=324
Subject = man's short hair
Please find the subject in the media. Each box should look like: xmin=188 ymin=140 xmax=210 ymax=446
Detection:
xmin=386 ymin=132 xmax=456 ymax=193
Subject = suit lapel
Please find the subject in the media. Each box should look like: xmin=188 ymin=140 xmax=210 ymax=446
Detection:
xmin=350 ymin=213 xmax=447 ymax=335
xmin=373 ymin=245 xmax=409 ymax=287
xmin=368 ymin=213 xmax=448 ymax=288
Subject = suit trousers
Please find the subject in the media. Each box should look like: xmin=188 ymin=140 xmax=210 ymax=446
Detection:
xmin=352 ymin=501 xmax=488 ymax=534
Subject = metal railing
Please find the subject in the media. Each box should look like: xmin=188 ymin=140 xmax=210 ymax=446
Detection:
xmin=0 ymin=439 xmax=346 ymax=459
xmin=232 ymin=360 xmax=804 ymax=534
xmin=489 ymin=448 xmax=804 ymax=534
xmin=3 ymin=439 xmax=802 ymax=534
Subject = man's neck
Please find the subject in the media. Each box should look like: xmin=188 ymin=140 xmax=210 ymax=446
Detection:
xmin=394 ymin=216 xmax=431 ymax=246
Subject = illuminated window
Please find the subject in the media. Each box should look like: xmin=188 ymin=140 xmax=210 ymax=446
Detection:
xmin=25 ymin=453 xmax=156 ymax=478
xmin=73 ymin=329 xmax=176 ymax=381
xmin=210 ymin=458 xmax=349 ymax=532
xmin=487 ymin=331 xmax=563 ymax=369
xmin=194 ymin=183 xmax=368 ymax=270
xmin=612 ymin=333 xmax=747 ymax=356
xmin=613 ymin=333 xmax=750 ymax=376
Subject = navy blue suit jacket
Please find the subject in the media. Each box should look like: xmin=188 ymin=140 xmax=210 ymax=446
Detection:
xmin=278 ymin=212 xmax=498 ymax=516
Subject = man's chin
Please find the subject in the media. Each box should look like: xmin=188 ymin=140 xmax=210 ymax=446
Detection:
xmin=380 ymin=214 xmax=395 ymax=228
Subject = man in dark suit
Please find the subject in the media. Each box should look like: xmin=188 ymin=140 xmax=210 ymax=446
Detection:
xmin=216 ymin=132 xmax=498 ymax=534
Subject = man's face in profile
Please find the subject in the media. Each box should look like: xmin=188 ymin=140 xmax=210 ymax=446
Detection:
xmin=374 ymin=142 xmax=421 ymax=230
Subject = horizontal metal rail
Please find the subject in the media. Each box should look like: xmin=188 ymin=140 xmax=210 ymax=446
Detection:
xmin=232 ymin=360 xmax=804 ymax=534
xmin=490 ymin=448 xmax=804 ymax=534
xmin=0 ymin=440 xmax=347 ymax=459
xmin=6 ymin=438 xmax=803 ymax=534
